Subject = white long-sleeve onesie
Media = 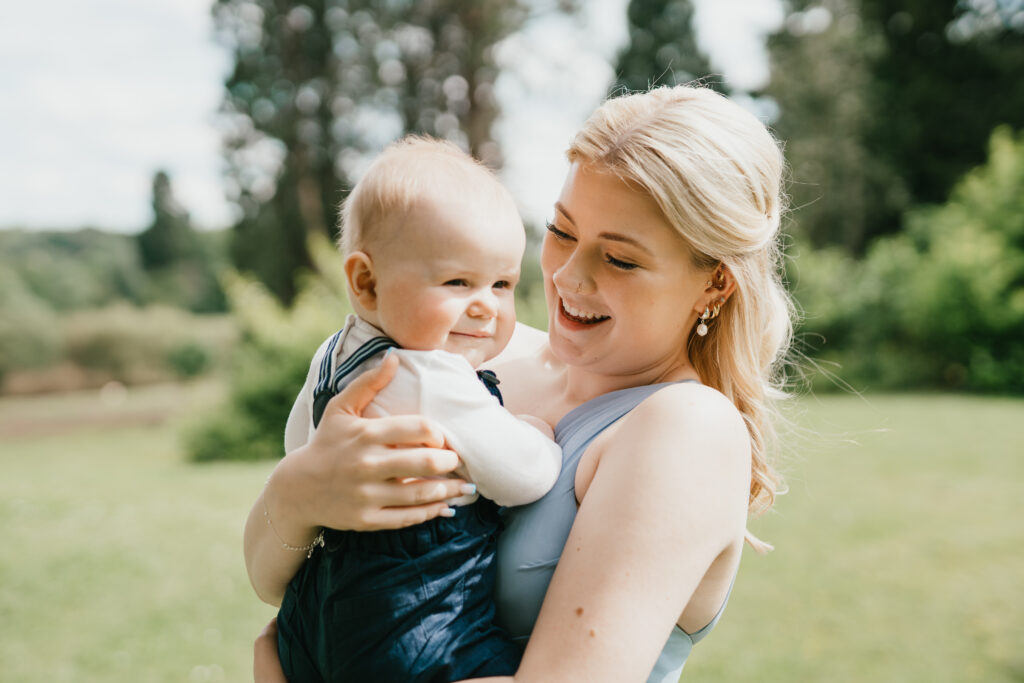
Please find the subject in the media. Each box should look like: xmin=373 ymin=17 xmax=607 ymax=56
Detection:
xmin=284 ymin=316 xmax=562 ymax=507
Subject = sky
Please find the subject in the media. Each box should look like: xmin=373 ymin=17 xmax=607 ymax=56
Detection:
xmin=0 ymin=0 xmax=782 ymax=233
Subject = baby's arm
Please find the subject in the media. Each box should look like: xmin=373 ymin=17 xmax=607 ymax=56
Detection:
xmin=516 ymin=414 xmax=555 ymax=440
xmin=282 ymin=336 xmax=332 ymax=453
xmin=374 ymin=350 xmax=561 ymax=507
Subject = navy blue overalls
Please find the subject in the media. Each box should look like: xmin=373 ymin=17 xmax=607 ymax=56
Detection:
xmin=276 ymin=330 xmax=522 ymax=683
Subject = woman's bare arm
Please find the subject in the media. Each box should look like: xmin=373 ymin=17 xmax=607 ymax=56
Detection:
xmin=244 ymin=355 xmax=469 ymax=605
xmin=458 ymin=383 xmax=751 ymax=683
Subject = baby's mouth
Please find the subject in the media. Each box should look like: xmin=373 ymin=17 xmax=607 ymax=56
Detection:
xmin=560 ymin=299 xmax=610 ymax=324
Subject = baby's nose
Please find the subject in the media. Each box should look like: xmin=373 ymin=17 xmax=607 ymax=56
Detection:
xmin=468 ymin=291 xmax=498 ymax=317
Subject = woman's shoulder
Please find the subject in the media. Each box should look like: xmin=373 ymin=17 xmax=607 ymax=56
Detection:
xmin=609 ymin=382 xmax=750 ymax=466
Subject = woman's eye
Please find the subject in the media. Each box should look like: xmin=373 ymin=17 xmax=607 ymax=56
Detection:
xmin=444 ymin=279 xmax=469 ymax=287
xmin=605 ymin=254 xmax=639 ymax=270
xmin=545 ymin=222 xmax=575 ymax=241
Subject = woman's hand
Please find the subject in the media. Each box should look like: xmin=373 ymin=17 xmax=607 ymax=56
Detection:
xmin=275 ymin=353 xmax=470 ymax=532
xmin=254 ymin=618 xmax=287 ymax=683
xmin=244 ymin=353 xmax=470 ymax=605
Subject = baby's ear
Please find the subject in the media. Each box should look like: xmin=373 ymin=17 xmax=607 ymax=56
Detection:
xmin=344 ymin=251 xmax=377 ymax=310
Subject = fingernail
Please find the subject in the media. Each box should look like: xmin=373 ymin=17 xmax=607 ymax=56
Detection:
xmin=384 ymin=348 xmax=394 ymax=358
xmin=439 ymin=507 xmax=456 ymax=518
xmin=459 ymin=483 xmax=477 ymax=496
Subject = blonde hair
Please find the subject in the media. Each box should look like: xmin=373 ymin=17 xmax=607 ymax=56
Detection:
xmin=567 ymin=85 xmax=793 ymax=526
xmin=339 ymin=135 xmax=514 ymax=254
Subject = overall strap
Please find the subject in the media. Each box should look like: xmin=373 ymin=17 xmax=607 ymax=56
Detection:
xmin=312 ymin=333 xmax=398 ymax=428
xmin=476 ymin=369 xmax=503 ymax=406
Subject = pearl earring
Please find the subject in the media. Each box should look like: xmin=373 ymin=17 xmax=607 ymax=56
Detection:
xmin=696 ymin=307 xmax=710 ymax=337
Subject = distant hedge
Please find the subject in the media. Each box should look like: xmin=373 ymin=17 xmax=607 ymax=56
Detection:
xmin=792 ymin=127 xmax=1024 ymax=393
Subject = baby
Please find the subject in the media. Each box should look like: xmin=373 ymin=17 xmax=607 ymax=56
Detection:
xmin=274 ymin=136 xmax=562 ymax=683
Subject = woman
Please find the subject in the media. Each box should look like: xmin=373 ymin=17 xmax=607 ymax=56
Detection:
xmin=247 ymin=84 xmax=793 ymax=681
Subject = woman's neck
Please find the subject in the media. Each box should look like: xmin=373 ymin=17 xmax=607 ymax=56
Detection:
xmin=491 ymin=334 xmax=699 ymax=425
xmin=560 ymin=358 xmax=697 ymax=409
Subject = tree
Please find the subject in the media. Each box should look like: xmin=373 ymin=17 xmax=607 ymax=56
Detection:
xmin=137 ymin=170 xmax=198 ymax=269
xmin=764 ymin=0 xmax=1024 ymax=252
xmin=860 ymin=0 xmax=1024 ymax=218
xmin=612 ymin=0 xmax=718 ymax=94
xmin=214 ymin=0 xmax=565 ymax=304
xmin=137 ymin=171 xmax=227 ymax=313
xmin=762 ymin=0 xmax=886 ymax=251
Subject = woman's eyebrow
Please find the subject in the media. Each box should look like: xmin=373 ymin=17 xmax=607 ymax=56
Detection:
xmin=553 ymin=202 xmax=575 ymax=224
xmin=555 ymin=202 xmax=653 ymax=255
xmin=598 ymin=232 xmax=654 ymax=255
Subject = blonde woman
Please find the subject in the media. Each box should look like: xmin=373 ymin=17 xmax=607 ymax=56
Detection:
xmin=248 ymin=84 xmax=793 ymax=682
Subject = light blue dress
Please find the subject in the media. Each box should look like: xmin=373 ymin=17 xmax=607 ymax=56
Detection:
xmin=495 ymin=382 xmax=731 ymax=682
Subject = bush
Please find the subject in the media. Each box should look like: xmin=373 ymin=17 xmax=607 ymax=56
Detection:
xmin=793 ymin=126 xmax=1024 ymax=393
xmin=186 ymin=235 xmax=351 ymax=462
xmin=61 ymin=305 xmax=235 ymax=385
xmin=0 ymin=270 xmax=62 ymax=383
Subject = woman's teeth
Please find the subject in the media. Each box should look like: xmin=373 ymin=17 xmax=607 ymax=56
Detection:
xmin=562 ymin=300 xmax=610 ymax=323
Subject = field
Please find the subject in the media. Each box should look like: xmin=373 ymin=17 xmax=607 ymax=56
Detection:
xmin=1 ymin=385 xmax=1021 ymax=682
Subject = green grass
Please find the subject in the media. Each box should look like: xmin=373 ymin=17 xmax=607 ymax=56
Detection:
xmin=0 ymin=382 xmax=278 ymax=682
xmin=0 ymin=387 xmax=1021 ymax=681
xmin=686 ymin=393 xmax=1024 ymax=683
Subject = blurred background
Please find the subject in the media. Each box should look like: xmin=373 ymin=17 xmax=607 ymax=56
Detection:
xmin=1 ymin=0 xmax=1022 ymax=681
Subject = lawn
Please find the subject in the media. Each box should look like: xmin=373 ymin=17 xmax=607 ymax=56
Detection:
xmin=0 ymin=385 xmax=1021 ymax=682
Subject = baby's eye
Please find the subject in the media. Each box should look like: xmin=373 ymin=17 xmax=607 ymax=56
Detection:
xmin=493 ymin=280 xmax=513 ymax=290
xmin=605 ymin=254 xmax=639 ymax=271
xmin=545 ymin=222 xmax=575 ymax=241
xmin=444 ymin=279 xmax=469 ymax=287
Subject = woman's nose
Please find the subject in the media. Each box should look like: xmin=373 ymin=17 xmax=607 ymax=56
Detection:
xmin=552 ymin=250 xmax=591 ymax=295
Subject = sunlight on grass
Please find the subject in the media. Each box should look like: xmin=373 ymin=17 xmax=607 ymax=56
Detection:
xmin=0 ymin=387 xmax=1021 ymax=681
xmin=0 ymin=382 xmax=277 ymax=683
xmin=686 ymin=393 xmax=1024 ymax=683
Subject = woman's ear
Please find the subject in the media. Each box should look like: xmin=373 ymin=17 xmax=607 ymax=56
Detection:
xmin=344 ymin=251 xmax=378 ymax=311
xmin=695 ymin=264 xmax=738 ymax=314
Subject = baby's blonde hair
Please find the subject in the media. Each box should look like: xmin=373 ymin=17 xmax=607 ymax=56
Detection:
xmin=339 ymin=135 xmax=515 ymax=254
xmin=568 ymin=85 xmax=793 ymax=523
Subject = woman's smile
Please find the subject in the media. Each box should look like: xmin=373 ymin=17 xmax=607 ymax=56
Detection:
xmin=559 ymin=298 xmax=611 ymax=325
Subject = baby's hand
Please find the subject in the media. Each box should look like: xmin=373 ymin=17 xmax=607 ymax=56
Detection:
xmin=517 ymin=414 xmax=554 ymax=440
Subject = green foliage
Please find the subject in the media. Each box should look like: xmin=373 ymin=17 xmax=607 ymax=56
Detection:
xmin=61 ymin=305 xmax=236 ymax=385
xmin=137 ymin=172 xmax=229 ymax=313
xmin=137 ymin=171 xmax=199 ymax=269
xmin=766 ymin=0 xmax=1024 ymax=252
xmin=186 ymin=234 xmax=350 ymax=461
xmin=795 ymin=127 xmax=1024 ymax=392
xmin=0 ymin=269 xmax=62 ymax=382
xmin=214 ymin=0 xmax=574 ymax=303
xmin=0 ymin=227 xmax=227 ymax=315
xmin=613 ymin=0 xmax=719 ymax=93
xmin=0 ymin=229 xmax=148 ymax=310
xmin=764 ymin=0 xmax=889 ymax=251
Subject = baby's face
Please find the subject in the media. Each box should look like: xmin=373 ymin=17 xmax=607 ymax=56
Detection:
xmin=369 ymin=194 xmax=524 ymax=368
